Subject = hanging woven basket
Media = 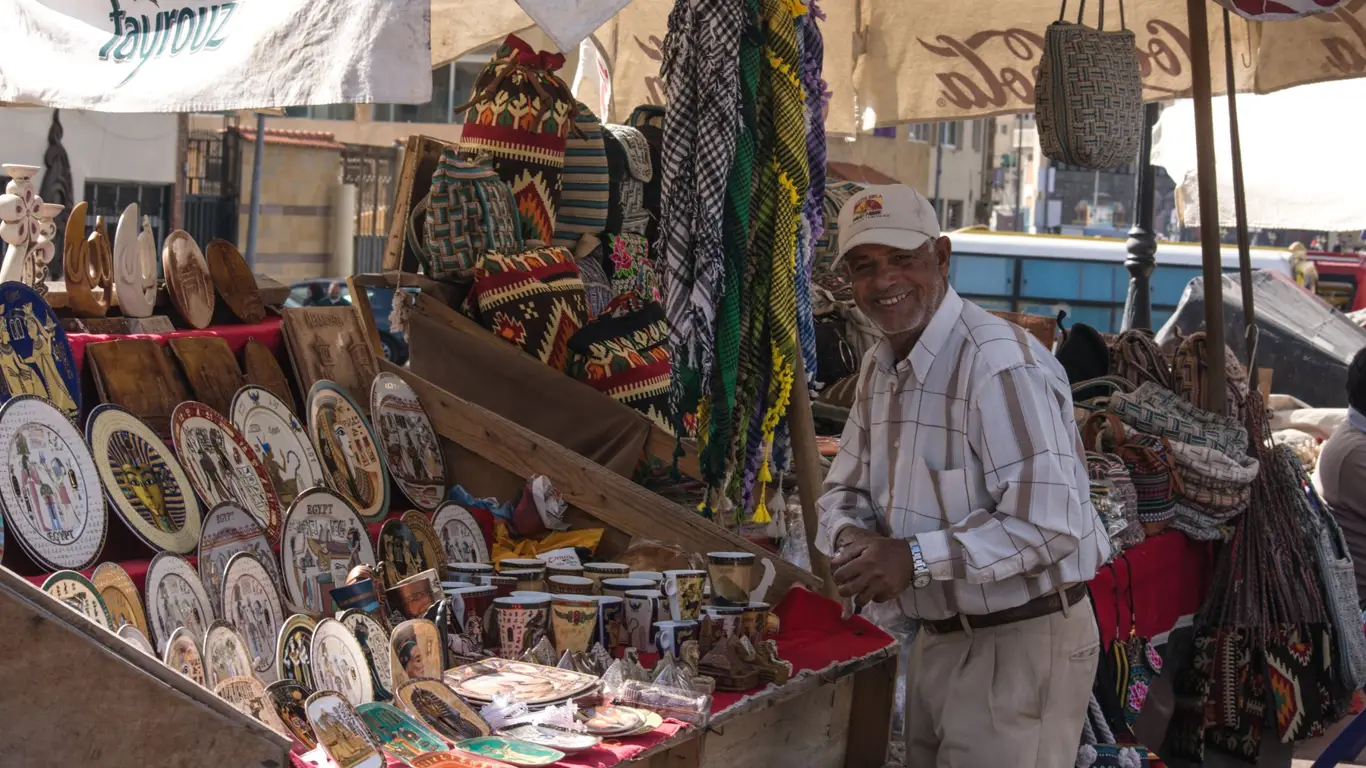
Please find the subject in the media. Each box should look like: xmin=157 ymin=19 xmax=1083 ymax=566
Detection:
xmin=1213 ymin=0 xmax=1347 ymax=21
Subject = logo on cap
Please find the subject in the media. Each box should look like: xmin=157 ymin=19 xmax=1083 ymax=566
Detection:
xmin=851 ymin=195 xmax=883 ymax=222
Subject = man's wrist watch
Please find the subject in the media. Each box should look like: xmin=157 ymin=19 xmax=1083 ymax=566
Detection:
xmin=908 ymin=537 xmax=931 ymax=589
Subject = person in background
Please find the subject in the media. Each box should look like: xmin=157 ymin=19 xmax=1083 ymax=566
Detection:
xmin=1317 ymin=347 xmax=1366 ymax=606
xmin=319 ymin=281 xmax=346 ymax=306
xmin=817 ymin=184 xmax=1109 ymax=767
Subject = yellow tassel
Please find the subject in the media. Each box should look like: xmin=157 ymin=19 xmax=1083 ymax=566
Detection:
xmin=752 ymin=442 xmax=774 ymax=524
xmin=752 ymin=491 xmax=772 ymax=524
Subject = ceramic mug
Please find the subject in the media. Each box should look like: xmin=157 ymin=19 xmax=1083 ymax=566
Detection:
xmin=596 ymin=595 xmax=626 ymax=653
xmin=583 ymin=563 xmax=630 ymax=593
xmin=448 ymin=562 xmax=494 ymax=584
xmin=386 ymin=577 xmax=437 ymax=620
xmin=548 ymin=575 xmax=595 ymax=596
xmin=481 ymin=574 xmax=518 ymax=598
xmin=498 ymin=558 xmax=547 ymax=573
xmin=546 ymin=563 xmax=585 ymax=580
xmin=494 ymin=595 xmax=550 ymax=659
xmin=662 ymin=570 xmax=706 ymax=622
xmin=653 ymin=620 xmax=699 ymax=659
xmin=740 ymin=602 xmax=771 ymax=645
xmin=624 ymin=589 xmax=661 ymax=653
xmin=704 ymin=605 xmax=744 ymax=647
xmin=502 ymin=569 xmax=546 ymax=593
xmin=449 ymin=585 xmax=497 ymax=648
xmin=550 ymin=596 xmax=600 ymax=655
xmin=601 ymin=578 xmax=657 ymax=600
xmin=707 ymin=552 xmax=756 ymax=607
xmin=629 ymin=571 xmax=664 ymax=588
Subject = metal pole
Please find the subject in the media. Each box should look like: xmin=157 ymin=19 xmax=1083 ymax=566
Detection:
xmin=245 ymin=112 xmax=266 ymax=269
xmin=1014 ymin=115 xmax=1024 ymax=232
xmin=932 ymin=123 xmax=945 ymax=224
xmin=1186 ymin=0 xmax=1228 ymax=414
xmin=1122 ymin=103 xmax=1160 ymax=332
xmin=1223 ymin=8 xmax=1257 ymax=386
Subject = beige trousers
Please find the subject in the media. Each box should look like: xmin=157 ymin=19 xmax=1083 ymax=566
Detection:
xmin=906 ymin=595 xmax=1101 ymax=768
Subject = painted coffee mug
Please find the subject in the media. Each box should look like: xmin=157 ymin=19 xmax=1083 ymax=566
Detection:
xmin=547 ymin=575 xmax=595 ymax=596
xmin=600 ymin=577 xmax=657 ymax=599
xmin=448 ymin=562 xmax=494 ymax=584
xmin=550 ymin=596 xmax=600 ymax=655
xmin=624 ymin=589 xmax=661 ymax=653
xmin=494 ymin=595 xmax=550 ymax=659
xmin=583 ymin=563 xmax=630 ymax=592
xmin=480 ymin=574 xmax=518 ymax=598
xmin=629 ymin=571 xmax=664 ymax=588
xmin=449 ymin=585 xmax=497 ymax=647
xmin=653 ymin=620 xmax=700 ymax=659
xmin=740 ymin=602 xmax=771 ymax=645
xmin=662 ymin=570 xmax=706 ymax=622
xmin=704 ymin=605 xmax=744 ymax=647
xmin=707 ymin=551 xmax=756 ymax=606
xmin=546 ymin=563 xmax=585 ymax=580
xmin=502 ymin=569 xmax=546 ymax=593
xmin=498 ymin=558 xmax=547 ymax=573
xmin=596 ymin=595 xmax=626 ymax=652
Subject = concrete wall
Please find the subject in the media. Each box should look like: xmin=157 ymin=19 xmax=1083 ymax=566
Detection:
xmin=826 ymin=133 xmax=932 ymax=192
xmin=236 ymin=141 xmax=341 ymax=283
xmin=0 ymin=107 xmax=176 ymax=194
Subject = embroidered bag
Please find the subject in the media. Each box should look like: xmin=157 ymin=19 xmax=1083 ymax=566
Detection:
xmin=422 ymin=151 xmax=524 ymax=280
xmin=602 ymin=124 xmax=653 ymax=237
xmin=601 ymin=233 xmax=663 ymax=302
xmin=551 ymin=102 xmax=611 ymax=249
xmin=1109 ymin=381 xmax=1249 ymax=457
xmin=1036 ymin=0 xmax=1143 ymax=169
xmin=1087 ymin=452 xmax=1143 ymax=550
xmin=565 ymin=291 xmax=673 ymax=433
xmin=468 ymin=246 xmax=589 ymax=371
xmin=1113 ymin=555 xmax=1162 ymax=731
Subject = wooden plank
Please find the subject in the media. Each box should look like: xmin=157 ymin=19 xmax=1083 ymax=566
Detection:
xmin=843 ymin=654 xmax=898 ymax=768
xmin=790 ymin=357 xmax=838 ymax=599
xmin=376 ymin=357 xmax=821 ymax=595
xmin=699 ymin=674 xmax=854 ymax=768
xmin=0 ymin=566 xmax=291 ymax=767
xmin=382 ymin=136 xmax=450 ymax=273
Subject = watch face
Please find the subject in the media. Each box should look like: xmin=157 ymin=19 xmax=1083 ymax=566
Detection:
xmin=913 ymin=573 xmax=933 ymax=590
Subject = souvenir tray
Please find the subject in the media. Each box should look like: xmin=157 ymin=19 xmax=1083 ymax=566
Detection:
xmin=222 ymin=550 xmax=286 ymax=683
xmin=87 ymin=403 xmax=201 ymax=555
xmin=214 ymin=675 xmax=290 ymax=735
xmin=577 ymin=705 xmax=645 ymax=736
xmin=144 ymin=551 xmax=214 ymax=652
xmin=500 ymin=724 xmax=602 ymax=754
xmin=92 ymin=560 xmax=150 ymax=636
xmin=454 ymin=736 xmax=565 ymax=767
xmin=266 ymin=679 xmax=319 ymax=750
xmin=117 ymin=623 xmax=156 ymax=655
xmin=0 ymin=395 xmax=105 ymax=570
xmin=371 ymin=373 xmax=447 ymax=512
xmin=198 ymin=501 xmax=284 ymax=620
xmin=389 ymin=618 xmax=442 ymax=690
xmin=304 ymin=690 xmax=385 ymax=768
xmin=441 ymin=659 xmax=598 ymax=705
xmin=171 ymin=400 xmax=282 ymax=542
xmin=278 ymin=487 xmax=376 ymax=615
xmin=163 ymin=625 xmax=206 ymax=685
xmin=340 ymin=610 xmax=394 ymax=701
xmin=312 ymin=617 xmax=375 ymax=707
xmin=231 ymin=385 xmax=325 ymax=508
xmin=401 ymin=510 xmax=444 ymax=576
xmin=277 ymin=614 xmax=319 ymax=691
xmin=0 ymin=281 xmax=81 ymax=420
xmin=408 ymin=752 xmax=517 ymax=768
xmin=357 ymin=702 xmax=448 ymax=762
xmin=307 ymin=381 xmax=390 ymax=522
xmin=42 ymin=569 xmax=113 ymax=629
xmin=432 ymin=502 xmax=490 ymax=564
xmin=395 ymin=677 xmax=492 ymax=743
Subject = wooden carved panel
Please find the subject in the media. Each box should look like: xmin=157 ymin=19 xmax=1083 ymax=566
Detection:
xmin=241 ymin=338 xmax=295 ymax=414
xmin=169 ymin=336 xmax=244 ymax=417
xmin=86 ymin=339 xmax=190 ymax=439
xmin=205 ymin=239 xmax=265 ymax=324
xmin=280 ymin=307 xmax=378 ymax=410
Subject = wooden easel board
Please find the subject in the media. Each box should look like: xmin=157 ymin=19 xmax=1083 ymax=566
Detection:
xmin=382 ymin=135 xmax=452 ymax=273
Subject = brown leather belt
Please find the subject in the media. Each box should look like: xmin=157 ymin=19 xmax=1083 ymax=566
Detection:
xmin=922 ymin=583 xmax=1089 ymax=635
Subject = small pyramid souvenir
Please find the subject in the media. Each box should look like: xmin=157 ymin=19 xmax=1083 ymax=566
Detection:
xmin=587 ymin=643 xmax=612 ymax=676
xmin=697 ymin=636 xmax=758 ymax=692
xmin=527 ymin=635 xmax=558 ymax=667
xmin=620 ymin=648 xmax=650 ymax=683
xmin=600 ymin=659 xmax=627 ymax=695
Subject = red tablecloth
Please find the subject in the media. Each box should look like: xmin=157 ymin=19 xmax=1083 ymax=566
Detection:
xmin=1087 ymin=531 xmax=1215 ymax=647
xmin=66 ymin=316 xmax=284 ymax=380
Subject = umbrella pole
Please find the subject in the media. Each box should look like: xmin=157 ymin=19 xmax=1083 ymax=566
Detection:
xmin=1122 ymin=102 xmax=1160 ymax=332
xmin=1223 ymin=8 xmax=1258 ymax=388
xmin=1186 ymin=0 xmax=1228 ymax=414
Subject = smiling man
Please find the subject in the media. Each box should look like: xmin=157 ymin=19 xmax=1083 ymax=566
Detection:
xmin=816 ymin=185 xmax=1109 ymax=767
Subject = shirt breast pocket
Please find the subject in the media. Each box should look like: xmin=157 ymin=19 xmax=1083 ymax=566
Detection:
xmin=905 ymin=460 xmax=975 ymax=532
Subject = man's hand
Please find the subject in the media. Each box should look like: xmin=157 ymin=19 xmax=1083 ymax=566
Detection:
xmin=834 ymin=526 xmax=880 ymax=557
xmin=831 ymin=537 xmax=917 ymax=609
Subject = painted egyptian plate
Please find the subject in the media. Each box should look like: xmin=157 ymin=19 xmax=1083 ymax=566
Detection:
xmin=305 ymin=690 xmax=385 ymax=768
xmin=454 ymin=737 xmax=565 ymax=767
xmin=0 ymin=281 xmax=81 ymax=421
xmin=231 ymin=385 xmax=325 ymax=509
xmin=371 ymin=373 xmax=446 ymax=512
xmin=395 ymin=678 xmax=492 ymax=743
xmin=214 ymin=675 xmax=291 ymax=736
xmin=500 ymin=725 xmax=601 ymax=754
xmin=204 ymin=620 xmax=256 ymax=688
xmin=577 ymin=705 xmax=644 ymax=736
xmin=267 ymin=679 xmax=320 ymax=750
xmin=117 ymin=624 xmax=156 ymax=655
xmin=145 ymin=552 xmax=214 ymax=653
xmin=92 ymin=561 xmax=149 ymax=636
xmin=42 ymin=570 xmax=112 ymax=629
xmin=162 ymin=230 xmax=216 ymax=330
xmin=279 ymin=487 xmax=376 ymax=615
xmin=432 ymin=503 xmax=490 ymax=565
xmin=409 ymin=752 xmax=516 ymax=768
xmin=340 ymin=610 xmax=394 ymax=702
xmin=357 ymin=702 xmax=448 ymax=762
xmin=163 ymin=625 xmax=206 ymax=685
xmin=402 ymin=510 xmax=444 ymax=577
xmin=277 ymin=613 xmax=318 ymax=690
xmin=442 ymin=659 xmax=598 ymax=705
xmin=0 ymin=396 xmax=105 ymax=571
xmin=389 ymin=618 xmax=442 ymax=691
xmin=307 ymin=382 xmax=390 ymax=523
xmin=87 ymin=404 xmax=201 ymax=554
xmin=171 ymin=400 xmax=282 ymax=544
xmin=197 ymin=501 xmax=283 ymax=621
xmin=222 ymin=550 xmax=286 ymax=684
xmin=378 ymin=519 xmax=426 ymax=588
xmin=311 ymin=618 xmax=375 ymax=707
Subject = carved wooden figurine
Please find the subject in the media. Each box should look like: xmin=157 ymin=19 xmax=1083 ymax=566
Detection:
xmin=113 ymin=203 xmax=158 ymax=318
xmin=65 ymin=203 xmax=114 ymax=317
xmin=0 ymin=164 xmax=59 ymax=292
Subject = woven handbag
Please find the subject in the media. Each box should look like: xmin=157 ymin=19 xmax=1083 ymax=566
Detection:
xmin=1109 ymin=381 xmax=1249 ymax=458
xmin=1108 ymin=329 xmax=1174 ymax=392
xmin=1171 ymin=332 xmax=1249 ymax=420
xmin=421 ymin=151 xmax=525 ymax=281
xmin=1036 ymin=0 xmax=1144 ymax=170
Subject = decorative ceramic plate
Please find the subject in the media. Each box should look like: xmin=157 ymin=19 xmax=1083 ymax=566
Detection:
xmin=432 ymin=503 xmax=490 ymax=565
xmin=500 ymin=725 xmax=601 ymax=754
xmin=371 ymin=373 xmax=446 ymax=512
xmin=389 ymin=618 xmax=443 ymax=690
xmin=408 ymin=752 xmax=516 ymax=768
xmin=145 ymin=551 xmax=214 ymax=652
xmin=266 ymin=679 xmax=320 ymax=750
xmin=395 ymin=677 xmax=492 ymax=743
xmin=41 ymin=570 xmax=112 ymax=629
xmin=172 ymin=401 xmax=282 ymax=544
xmin=91 ymin=560 xmax=149 ymax=636
xmin=401 ymin=510 xmax=444 ymax=577
xmin=214 ymin=675 xmax=291 ymax=736
xmin=442 ymin=659 xmax=598 ymax=705
xmin=162 ymin=230 xmax=216 ymax=329
xmin=454 ymin=736 xmax=565 ymax=767
xmin=377 ymin=519 xmax=426 ymax=587
xmin=357 ymin=702 xmax=449 ymax=762
xmin=87 ymin=404 xmax=201 ymax=555
xmin=222 ymin=551 xmax=286 ymax=684
xmin=307 ymin=382 xmax=390 ymax=523
xmin=279 ymin=487 xmax=376 ymax=615
xmin=340 ymin=610 xmax=394 ymax=702
xmin=276 ymin=613 xmax=318 ymax=690
xmin=0 ymin=396 xmax=105 ymax=570
xmin=577 ymin=705 xmax=645 ymax=736
xmin=197 ymin=501 xmax=283 ymax=620
xmin=305 ymin=690 xmax=385 ymax=768
xmin=622 ymin=708 xmax=664 ymax=737
xmin=231 ymin=385 xmax=325 ymax=509
xmin=117 ymin=624 xmax=156 ymax=655
xmin=163 ymin=626 xmax=206 ymax=685
xmin=311 ymin=618 xmax=375 ymax=707
xmin=0 ymin=281 xmax=81 ymax=421
xmin=204 ymin=619 xmax=256 ymax=687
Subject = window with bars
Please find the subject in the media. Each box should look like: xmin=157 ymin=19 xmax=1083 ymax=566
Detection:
xmin=939 ymin=121 xmax=961 ymax=148
xmin=83 ymin=181 xmax=172 ymax=255
xmin=907 ymin=123 xmax=933 ymax=142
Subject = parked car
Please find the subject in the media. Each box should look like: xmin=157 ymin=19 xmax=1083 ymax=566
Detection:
xmin=285 ymin=279 xmax=417 ymax=365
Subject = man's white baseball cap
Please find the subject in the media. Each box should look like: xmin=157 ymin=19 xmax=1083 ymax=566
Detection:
xmin=835 ymin=184 xmax=942 ymax=267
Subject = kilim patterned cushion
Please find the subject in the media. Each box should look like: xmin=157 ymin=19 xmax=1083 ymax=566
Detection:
xmin=459 ymin=34 xmax=575 ymax=245
xmin=469 ymin=246 xmax=588 ymax=371
xmin=423 ymin=150 xmax=524 ymax=279
xmin=602 ymin=233 xmax=662 ymax=302
xmin=602 ymin=124 xmax=653 ymax=237
xmin=565 ymin=291 xmax=673 ymax=433
xmin=551 ymin=102 xmax=610 ymax=249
